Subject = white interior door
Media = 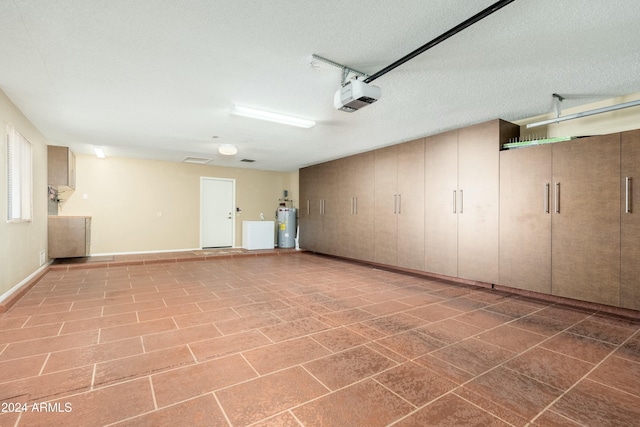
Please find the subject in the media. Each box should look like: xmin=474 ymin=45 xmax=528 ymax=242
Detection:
xmin=201 ymin=177 xmax=235 ymax=248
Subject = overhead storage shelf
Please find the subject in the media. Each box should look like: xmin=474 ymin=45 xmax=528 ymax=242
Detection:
xmin=501 ymin=136 xmax=575 ymax=150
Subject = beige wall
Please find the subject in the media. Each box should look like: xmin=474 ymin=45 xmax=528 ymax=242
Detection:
xmin=517 ymin=92 xmax=640 ymax=139
xmin=58 ymin=155 xmax=299 ymax=254
xmin=0 ymin=90 xmax=49 ymax=297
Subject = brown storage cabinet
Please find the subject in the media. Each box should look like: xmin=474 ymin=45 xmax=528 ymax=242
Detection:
xmin=621 ymin=129 xmax=640 ymax=310
xmin=48 ymin=216 xmax=91 ymax=258
xmin=550 ymin=134 xmax=621 ymax=306
xmin=499 ymin=143 xmax=552 ymax=294
xmin=48 ymin=145 xmax=76 ymax=189
xmin=336 ymin=152 xmax=375 ymax=262
xmin=300 ymin=120 xmax=640 ymax=311
xmin=499 ymin=132 xmax=629 ymax=308
xmin=424 ymin=120 xmax=519 ymax=283
xmin=372 ymin=139 xmax=427 ymax=270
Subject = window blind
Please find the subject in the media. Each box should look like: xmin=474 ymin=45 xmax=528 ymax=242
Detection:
xmin=6 ymin=124 xmax=32 ymax=222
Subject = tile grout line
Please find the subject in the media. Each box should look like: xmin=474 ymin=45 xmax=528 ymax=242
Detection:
xmin=526 ymin=324 xmax=640 ymax=425
xmin=403 ymin=306 xmax=588 ymax=424
xmin=212 ymin=391 xmax=233 ymax=427
xmin=90 ymin=363 xmax=97 ymax=390
xmin=148 ymin=376 xmax=158 ymax=410
xmin=288 ymin=410 xmax=306 ymax=427
xmin=238 ymin=352 xmax=261 ymax=377
xmin=38 ymin=353 xmax=51 ymax=376
xmin=371 ymin=377 xmax=419 ymax=410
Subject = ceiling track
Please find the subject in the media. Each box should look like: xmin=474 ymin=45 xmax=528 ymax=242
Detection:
xmin=364 ymin=0 xmax=516 ymax=83
xmin=526 ymin=99 xmax=640 ymax=128
xmin=311 ymin=0 xmax=515 ymax=87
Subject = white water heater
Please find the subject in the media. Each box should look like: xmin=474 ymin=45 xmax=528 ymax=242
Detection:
xmin=277 ymin=207 xmax=297 ymax=248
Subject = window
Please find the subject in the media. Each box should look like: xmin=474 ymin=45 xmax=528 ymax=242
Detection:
xmin=7 ymin=124 xmax=32 ymax=222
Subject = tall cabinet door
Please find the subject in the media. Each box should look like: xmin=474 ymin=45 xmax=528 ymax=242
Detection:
xmin=351 ymin=152 xmax=375 ymax=262
xmin=458 ymin=120 xmax=518 ymax=283
xmin=424 ymin=130 xmax=459 ymax=277
xmin=374 ymin=145 xmax=398 ymax=266
xmin=335 ymin=157 xmax=352 ymax=259
xmin=499 ymin=144 xmax=552 ymax=293
xmin=338 ymin=153 xmax=375 ymax=262
xmin=299 ymin=165 xmax=320 ymax=252
xmin=397 ymin=139 xmax=425 ymax=270
xmin=551 ymin=134 xmax=621 ymax=306
xmin=298 ymin=162 xmax=338 ymax=255
xmin=621 ymin=129 xmax=640 ymax=310
xmin=317 ymin=161 xmax=339 ymax=255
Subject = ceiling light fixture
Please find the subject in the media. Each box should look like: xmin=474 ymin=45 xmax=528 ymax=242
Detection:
xmin=94 ymin=147 xmax=106 ymax=158
xmin=231 ymin=105 xmax=316 ymax=129
xmin=218 ymin=143 xmax=238 ymax=156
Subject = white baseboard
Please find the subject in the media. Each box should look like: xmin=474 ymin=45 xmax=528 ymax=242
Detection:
xmin=90 ymin=247 xmax=209 ymax=257
xmin=0 ymin=261 xmax=52 ymax=305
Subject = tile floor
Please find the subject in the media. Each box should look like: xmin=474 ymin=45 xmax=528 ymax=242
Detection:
xmin=1 ymin=252 xmax=639 ymax=426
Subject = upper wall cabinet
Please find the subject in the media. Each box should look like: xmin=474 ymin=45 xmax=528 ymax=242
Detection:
xmin=48 ymin=145 xmax=76 ymax=189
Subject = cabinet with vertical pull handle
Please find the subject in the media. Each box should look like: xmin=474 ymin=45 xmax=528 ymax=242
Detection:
xmin=426 ymin=120 xmax=519 ymax=283
xmin=621 ymin=129 xmax=640 ymax=309
xmin=374 ymin=139 xmax=425 ymax=270
xmin=499 ymin=143 xmax=552 ymax=294
xmin=551 ymin=133 xmax=620 ymax=306
xmin=298 ymin=161 xmax=338 ymax=254
xmin=499 ymin=133 xmax=622 ymax=307
xmin=336 ymin=152 xmax=375 ymax=262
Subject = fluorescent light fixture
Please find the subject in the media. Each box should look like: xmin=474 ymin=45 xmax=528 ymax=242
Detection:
xmin=231 ymin=105 xmax=316 ymax=128
xmin=94 ymin=147 xmax=106 ymax=158
xmin=219 ymin=143 xmax=238 ymax=156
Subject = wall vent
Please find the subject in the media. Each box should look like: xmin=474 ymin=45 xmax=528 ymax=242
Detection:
xmin=241 ymin=159 xmax=256 ymax=163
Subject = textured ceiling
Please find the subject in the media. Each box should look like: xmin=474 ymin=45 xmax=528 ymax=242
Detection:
xmin=1 ymin=0 xmax=640 ymax=172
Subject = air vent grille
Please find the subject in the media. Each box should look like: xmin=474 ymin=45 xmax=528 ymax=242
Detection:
xmin=182 ymin=157 xmax=211 ymax=164
xmin=241 ymin=159 xmax=256 ymax=163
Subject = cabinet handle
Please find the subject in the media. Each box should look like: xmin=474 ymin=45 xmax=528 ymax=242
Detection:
xmin=398 ymin=194 xmax=402 ymax=214
xmin=453 ymin=190 xmax=456 ymax=214
xmin=544 ymin=183 xmax=550 ymax=214
xmin=354 ymin=197 xmax=358 ymax=215
xmin=323 ymin=199 xmax=326 ymax=215
xmin=306 ymin=199 xmax=310 ymax=215
xmin=555 ymin=183 xmax=560 ymax=213
xmin=626 ymin=177 xmax=632 ymax=214
xmin=393 ymin=194 xmax=397 ymax=214
xmin=459 ymin=190 xmax=463 ymax=214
